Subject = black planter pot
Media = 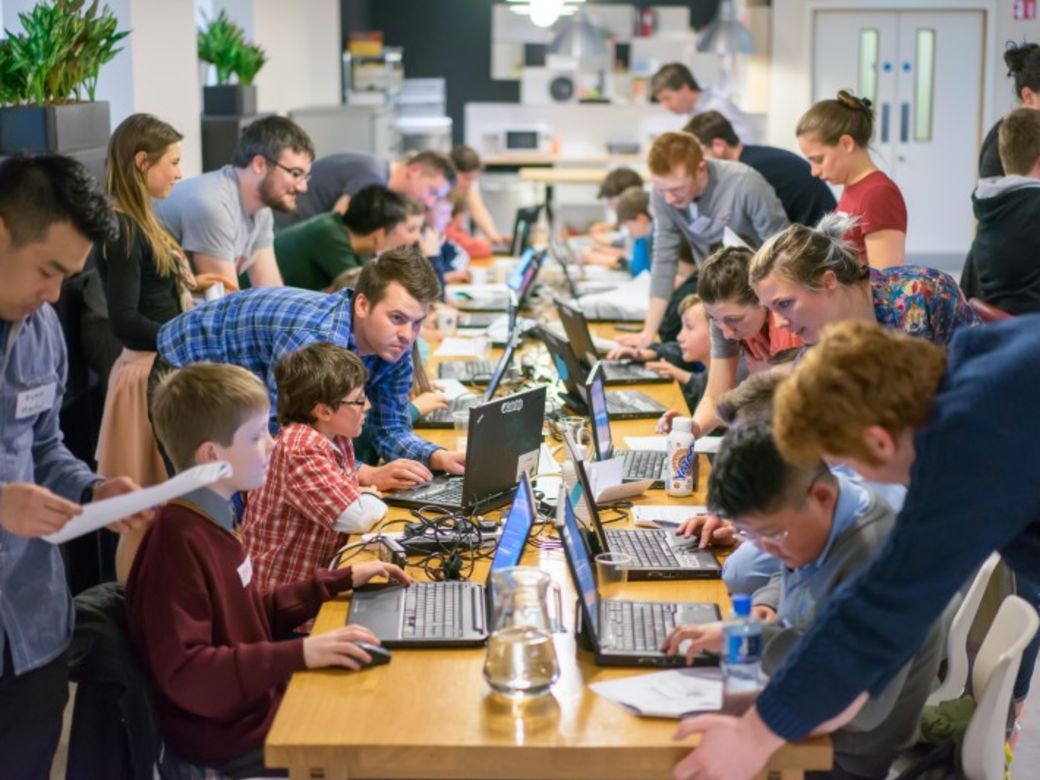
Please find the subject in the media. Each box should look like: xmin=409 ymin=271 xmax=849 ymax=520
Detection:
xmin=0 ymin=101 xmax=111 ymax=154
xmin=203 ymin=84 xmax=258 ymax=116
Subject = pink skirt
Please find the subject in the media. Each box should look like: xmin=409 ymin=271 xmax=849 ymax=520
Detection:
xmin=95 ymin=349 xmax=168 ymax=487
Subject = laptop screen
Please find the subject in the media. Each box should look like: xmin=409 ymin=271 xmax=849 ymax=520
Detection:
xmin=507 ymin=248 xmax=537 ymax=296
xmin=539 ymin=326 xmax=588 ymax=402
xmin=483 ymin=337 xmax=518 ymax=402
xmin=564 ymin=436 xmax=609 ymax=553
xmin=555 ymin=299 xmax=598 ymax=369
xmin=489 ymin=472 xmax=535 ymax=572
xmin=586 ymin=363 xmax=613 ymax=461
xmin=561 ymin=493 xmax=600 ymax=636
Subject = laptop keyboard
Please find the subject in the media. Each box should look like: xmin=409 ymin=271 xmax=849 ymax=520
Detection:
xmin=603 ymin=600 xmax=679 ymax=652
xmin=621 ymin=449 xmax=666 ymax=481
xmin=399 ymin=477 xmax=465 ymax=506
xmin=608 ymin=390 xmax=664 ymax=413
xmin=424 ymin=395 xmax=480 ymax=424
xmin=605 ymin=529 xmax=684 ymax=568
xmin=402 ymin=582 xmax=467 ymax=638
xmin=439 ymin=360 xmax=498 ymax=380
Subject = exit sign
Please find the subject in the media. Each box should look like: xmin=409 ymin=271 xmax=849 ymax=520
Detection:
xmin=1015 ymin=0 xmax=1037 ymax=21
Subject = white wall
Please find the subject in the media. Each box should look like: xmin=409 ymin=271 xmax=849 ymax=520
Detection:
xmin=766 ymin=0 xmax=1040 ymax=152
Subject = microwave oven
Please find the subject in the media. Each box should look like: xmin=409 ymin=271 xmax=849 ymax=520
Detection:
xmin=483 ymin=124 xmax=552 ymax=154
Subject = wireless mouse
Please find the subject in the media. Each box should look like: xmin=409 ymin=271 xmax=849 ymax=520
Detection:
xmin=356 ymin=641 xmax=391 ymax=668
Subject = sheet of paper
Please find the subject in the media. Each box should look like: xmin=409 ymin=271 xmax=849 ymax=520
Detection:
xmin=587 ymin=457 xmax=652 ymax=502
xmin=722 ymin=226 xmax=752 ymax=250
xmin=538 ymin=442 xmax=562 ymax=476
xmin=575 ymin=272 xmax=651 ymax=321
xmin=589 ymin=667 xmax=723 ymax=719
xmin=632 ymin=504 xmax=710 ymax=528
xmin=695 ymin=436 xmax=723 ymax=454
xmin=44 ymin=461 xmax=232 ymax=544
xmin=624 ymin=435 xmax=668 ymax=452
xmin=433 ymin=378 xmax=471 ymax=401
xmin=433 ymin=337 xmax=489 ymax=358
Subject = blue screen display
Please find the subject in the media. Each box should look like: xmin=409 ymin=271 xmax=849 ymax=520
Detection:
xmin=588 ymin=368 xmax=612 ymax=459
xmin=561 ymin=494 xmax=600 ymax=634
xmin=491 ymin=475 xmax=534 ymax=571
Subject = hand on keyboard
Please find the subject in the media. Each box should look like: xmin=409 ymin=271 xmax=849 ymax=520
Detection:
xmin=360 ymin=459 xmax=434 ymax=490
xmin=660 ymin=621 xmax=724 ymax=666
xmin=350 ymin=561 xmax=413 ymax=588
xmin=675 ymin=513 xmax=736 ymax=548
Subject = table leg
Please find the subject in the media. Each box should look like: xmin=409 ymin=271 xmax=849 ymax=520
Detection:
xmin=545 ymin=183 xmax=555 ymax=232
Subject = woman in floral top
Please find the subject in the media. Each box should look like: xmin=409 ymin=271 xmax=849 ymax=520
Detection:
xmin=748 ymin=214 xmax=979 ymax=347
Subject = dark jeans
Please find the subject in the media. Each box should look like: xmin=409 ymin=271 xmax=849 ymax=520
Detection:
xmin=0 ymin=644 xmax=69 ymax=780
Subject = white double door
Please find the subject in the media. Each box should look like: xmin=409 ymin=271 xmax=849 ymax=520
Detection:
xmin=813 ymin=9 xmax=985 ymax=267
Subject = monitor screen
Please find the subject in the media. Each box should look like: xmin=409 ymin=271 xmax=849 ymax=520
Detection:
xmin=586 ymin=364 xmax=613 ymax=460
xmin=483 ymin=338 xmax=517 ymax=402
xmin=507 ymin=248 xmax=536 ymax=293
xmin=490 ymin=472 xmax=535 ymax=572
xmin=561 ymin=493 xmax=600 ymax=635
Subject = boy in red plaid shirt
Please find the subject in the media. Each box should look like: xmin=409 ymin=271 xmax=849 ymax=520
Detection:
xmin=242 ymin=342 xmax=389 ymax=598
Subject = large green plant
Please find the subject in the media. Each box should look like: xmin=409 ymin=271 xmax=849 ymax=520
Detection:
xmin=0 ymin=0 xmax=128 ymax=106
xmin=197 ymin=10 xmax=267 ymax=87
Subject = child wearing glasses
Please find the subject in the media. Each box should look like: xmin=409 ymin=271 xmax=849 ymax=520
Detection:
xmin=661 ymin=421 xmax=939 ymax=780
xmin=241 ymin=342 xmax=389 ymax=603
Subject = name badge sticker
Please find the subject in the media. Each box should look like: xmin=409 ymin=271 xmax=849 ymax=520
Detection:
xmin=15 ymin=382 xmax=57 ymax=419
xmin=238 ymin=556 xmax=253 ymax=588
xmin=689 ymin=215 xmax=712 ymax=233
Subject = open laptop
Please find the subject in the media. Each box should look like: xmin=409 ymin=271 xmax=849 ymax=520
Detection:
xmin=563 ymin=431 xmax=721 ymax=580
xmin=558 ymin=492 xmax=720 ymax=667
xmin=420 ymin=336 xmax=521 ymax=428
xmin=555 ymin=298 xmax=668 ymax=385
xmin=538 ymin=326 xmax=666 ymax=420
xmin=452 ymin=248 xmax=545 ymax=313
xmin=444 ymin=293 xmax=520 ymax=380
xmin=548 ymin=236 xmax=620 ymax=299
xmin=347 ymin=472 xmax=538 ymax=648
xmin=585 ymin=362 xmax=667 ymax=488
xmin=386 ymin=385 xmax=546 ymax=514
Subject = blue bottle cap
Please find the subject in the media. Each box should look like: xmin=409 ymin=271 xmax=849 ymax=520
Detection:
xmin=731 ymin=593 xmax=751 ymax=618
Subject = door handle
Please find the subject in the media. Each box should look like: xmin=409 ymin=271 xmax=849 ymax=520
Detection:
xmin=900 ymin=101 xmax=910 ymax=143
xmin=880 ymin=102 xmax=890 ymax=144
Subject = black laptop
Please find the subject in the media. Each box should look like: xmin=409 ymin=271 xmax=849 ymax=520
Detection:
xmin=585 ymin=363 xmax=667 ymax=488
xmin=538 ymin=326 xmax=667 ymax=420
xmin=555 ymin=298 xmax=668 ymax=385
xmin=441 ymin=293 xmax=521 ymax=381
xmin=558 ymin=492 xmax=720 ymax=667
xmin=386 ymin=385 xmax=546 ymax=514
xmin=347 ymin=472 xmax=538 ymax=648
xmin=563 ymin=431 xmax=721 ymax=580
xmin=419 ymin=336 xmax=521 ymax=428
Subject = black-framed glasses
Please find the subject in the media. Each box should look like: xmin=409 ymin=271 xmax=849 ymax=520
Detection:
xmin=266 ymin=157 xmax=311 ymax=182
xmin=336 ymin=394 xmax=367 ymax=409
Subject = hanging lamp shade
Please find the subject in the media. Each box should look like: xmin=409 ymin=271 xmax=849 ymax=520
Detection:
xmin=697 ymin=0 xmax=755 ymax=55
xmin=549 ymin=7 xmax=607 ymax=60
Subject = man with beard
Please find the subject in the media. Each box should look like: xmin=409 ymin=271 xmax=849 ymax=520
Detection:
xmin=156 ymin=116 xmax=314 ymax=287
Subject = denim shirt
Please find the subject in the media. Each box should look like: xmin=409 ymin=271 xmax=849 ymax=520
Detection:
xmin=0 ymin=306 xmax=99 ymax=675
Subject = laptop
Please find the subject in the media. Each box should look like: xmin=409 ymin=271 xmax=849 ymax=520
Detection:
xmin=347 ymin=472 xmax=538 ymax=648
xmin=555 ymin=298 xmax=669 ymax=385
xmin=508 ymin=204 xmax=542 ymax=257
xmin=558 ymin=491 xmax=720 ymax=667
xmin=442 ymin=294 xmax=520 ymax=381
xmin=453 ymin=248 xmax=545 ymax=313
xmin=419 ymin=336 xmax=521 ymax=428
xmin=585 ymin=363 xmax=667 ymax=488
xmin=562 ymin=432 xmax=721 ymax=580
xmin=548 ymin=237 xmax=619 ymax=299
xmin=386 ymin=385 xmax=547 ymax=514
xmin=538 ymin=326 xmax=667 ymax=420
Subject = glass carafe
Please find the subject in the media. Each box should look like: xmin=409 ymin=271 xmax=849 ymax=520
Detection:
xmin=483 ymin=567 xmax=562 ymax=697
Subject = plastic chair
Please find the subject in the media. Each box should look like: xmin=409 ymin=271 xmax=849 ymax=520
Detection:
xmin=967 ymin=298 xmax=1013 ymax=323
xmin=960 ymin=594 xmax=1039 ymax=780
xmin=927 ymin=553 xmax=1003 ymax=707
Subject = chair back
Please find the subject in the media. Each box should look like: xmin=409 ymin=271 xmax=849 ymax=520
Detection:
xmin=960 ymin=595 xmax=1039 ymax=780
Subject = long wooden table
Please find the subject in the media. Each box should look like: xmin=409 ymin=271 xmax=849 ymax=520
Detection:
xmin=264 ymin=315 xmax=832 ymax=779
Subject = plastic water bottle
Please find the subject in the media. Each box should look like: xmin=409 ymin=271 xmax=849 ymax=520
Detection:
xmin=721 ymin=594 xmax=764 ymax=715
xmin=666 ymin=417 xmax=696 ymax=497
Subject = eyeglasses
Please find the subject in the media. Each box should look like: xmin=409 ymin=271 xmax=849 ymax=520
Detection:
xmin=266 ymin=158 xmax=311 ymax=182
xmin=337 ymin=394 xmax=367 ymax=409
xmin=737 ymin=526 xmax=789 ymax=548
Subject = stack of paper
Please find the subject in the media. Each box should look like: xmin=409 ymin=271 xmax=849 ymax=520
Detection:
xmin=589 ymin=667 xmax=723 ymax=718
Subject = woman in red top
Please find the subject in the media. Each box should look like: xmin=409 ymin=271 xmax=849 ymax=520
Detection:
xmin=797 ymin=90 xmax=907 ymax=269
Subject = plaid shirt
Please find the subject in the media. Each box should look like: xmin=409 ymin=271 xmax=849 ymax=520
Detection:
xmin=157 ymin=286 xmax=438 ymax=464
xmin=241 ymin=424 xmax=359 ymax=593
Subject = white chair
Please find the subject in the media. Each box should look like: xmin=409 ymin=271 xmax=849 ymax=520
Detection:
xmin=960 ymin=594 xmax=1039 ymax=780
xmin=928 ymin=553 xmax=1003 ymax=707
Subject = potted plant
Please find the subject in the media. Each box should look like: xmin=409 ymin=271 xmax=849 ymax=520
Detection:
xmin=0 ymin=0 xmax=127 ymax=154
xmin=197 ymin=10 xmax=267 ymax=116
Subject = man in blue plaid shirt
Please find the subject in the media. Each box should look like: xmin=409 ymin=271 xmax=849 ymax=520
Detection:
xmin=157 ymin=247 xmax=465 ymax=488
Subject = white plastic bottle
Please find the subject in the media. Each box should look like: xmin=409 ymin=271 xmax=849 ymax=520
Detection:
xmin=666 ymin=417 xmax=696 ymax=497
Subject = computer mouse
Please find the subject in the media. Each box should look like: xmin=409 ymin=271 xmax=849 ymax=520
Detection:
xmin=356 ymin=641 xmax=391 ymax=668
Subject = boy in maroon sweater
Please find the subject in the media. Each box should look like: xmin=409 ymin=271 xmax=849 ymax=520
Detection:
xmin=126 ymin=362 xmax=409 ymax=778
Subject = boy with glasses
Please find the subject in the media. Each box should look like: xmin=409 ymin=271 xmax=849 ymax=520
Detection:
xmin=156 ymin=115 xmax=315 ymax=287
xmin=662 ymin=421 xmax=940 ymax=780
xmin=242 ymin=343 xmax=390 ymax=608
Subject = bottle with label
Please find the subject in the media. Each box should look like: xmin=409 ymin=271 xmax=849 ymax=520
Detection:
xmin=721 ymin=594 xmax=764 ymax=716
xmin=666 ymin=417 xmax=696 ymax=497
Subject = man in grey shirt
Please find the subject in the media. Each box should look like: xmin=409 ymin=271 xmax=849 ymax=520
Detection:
xmin=0 ymin=155 xmax=150 ymax=778
xmin=156 ymin=116 xmax=314 ymax=287
xmin=274 ymin=149 xmax=455 ymax=230
xmin=663 ymin=422 xmax=941 ymax=780
xmin=618 ymin=131 xmax=788 ymax=350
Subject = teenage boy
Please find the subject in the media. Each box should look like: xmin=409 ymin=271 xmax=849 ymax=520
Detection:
xmin=617 ymin=131 xmax=788 ymax=350
xmin=663 ymin=422 xmax=940 ymax=780
xmin=0 ymin=155 xmax=150 ymax=779
xmin=584 ymin=167 xmax=645 ymax=264
xmin=614 ymin=185 xmax=653 ymax=276
xmin=127 ymin=362 xmax=409 ymax=777
xmin=962 ymin=107 xmax=1040 ymax=314
xmin=669 ymin=317 xmax=1040 ymax=780
xmin=156 ymin=116 xmax=315 ymax=287
xmin=685 ymin=111 xmax=836 ymax=227
xmin=651 ymin=62 xmax=754 ymax=143
xmin=276 ymin=149 xmax=455 ymax=229
xmin=156 ymin=246 xmax=465 ymax=487
xmin=274 ymin=185 xmax=408 ymax=291
xmin=242 ymin=343 xmax=388 ymax=602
